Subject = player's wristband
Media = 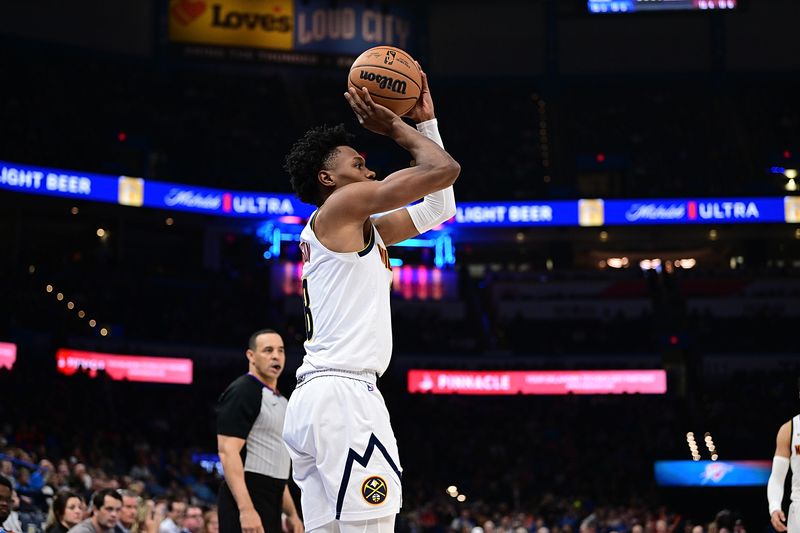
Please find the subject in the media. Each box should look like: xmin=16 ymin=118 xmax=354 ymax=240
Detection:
xmin=416 ymin=118 xmax=444 ymax=149
xmin=768 ymin=455 xmax=789 ymax=515
xmin=407 ymin=118 xmax=455 ymax=234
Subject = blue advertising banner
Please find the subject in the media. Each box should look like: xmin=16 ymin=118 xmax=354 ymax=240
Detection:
xmin=452 ymin=200 xmax=581 ymax=227
xmin=0 ymin=162 xmax=119 ymax=203
xmin=142 ymin=181 xmax=313 ymax=218
xmin=3 ymin=160 xmax=798 ymax=226
xmin=604 ymin=198 xmax=787 ymax=225
xmin=0 ymin=160 xmax=315 ymax=219
xmin=294 ymin=1 xmax=416 ymax=54
xmin=451 ymin=197 xmax=795 ymax=227
xmin=654 ymin=460 xmax=771 ymax=487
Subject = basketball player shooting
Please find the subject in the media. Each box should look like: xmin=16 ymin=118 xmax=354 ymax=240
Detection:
xmin=281 ymin=67 xmax=460 ymax=533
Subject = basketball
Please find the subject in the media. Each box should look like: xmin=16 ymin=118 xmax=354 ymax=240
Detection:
xmin=348 ymin=46 xmax=422 ymax=116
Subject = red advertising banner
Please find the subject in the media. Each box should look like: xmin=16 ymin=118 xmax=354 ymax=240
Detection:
xmin=407 ymin=369 xmax=666 ymax=395
xmin=56 ymin=348 xmax=193 ymax=385
xmin=0 ymin=342 xmax=17 ymax=370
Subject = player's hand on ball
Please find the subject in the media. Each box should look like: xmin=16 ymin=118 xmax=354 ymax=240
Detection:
xmin=404 ymin=63 xmax=434 ymax=123
xmin=771 ymin=510 xmax=787 ymax=532
xmin=344 ymin=87 xmax=399 ymax=136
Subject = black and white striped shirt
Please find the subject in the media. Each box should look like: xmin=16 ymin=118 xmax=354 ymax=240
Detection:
xmin=216 ymin=374 xmax=291 ymax=479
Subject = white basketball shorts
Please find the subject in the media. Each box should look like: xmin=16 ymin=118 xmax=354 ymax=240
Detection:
xmin=282 ymin=370 xmax=403 ymax=531
xmin=790 ymin=502 xmax=799 ymax=533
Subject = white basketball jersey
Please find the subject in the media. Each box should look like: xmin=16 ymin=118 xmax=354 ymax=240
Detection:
xmin=792 ymin=415 xmax=800 ymax=502
xmin=297 ymin=211 xmax=393 ymax=376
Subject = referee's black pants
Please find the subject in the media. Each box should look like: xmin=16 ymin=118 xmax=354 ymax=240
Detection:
xmin=218 ymin=472 xmax=286 ymax=533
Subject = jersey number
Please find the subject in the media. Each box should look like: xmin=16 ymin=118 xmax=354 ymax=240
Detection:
xmin=302 ymin=278 xmax=313 ymax=341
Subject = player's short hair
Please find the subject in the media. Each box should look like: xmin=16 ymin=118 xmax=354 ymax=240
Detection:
xmin=248 ymin=328 xmax=279 ymax=351
xmin=284 ymin=124 xmax=355 ymax=206
xmin=0 ymin=475 xmax=11 ymax=492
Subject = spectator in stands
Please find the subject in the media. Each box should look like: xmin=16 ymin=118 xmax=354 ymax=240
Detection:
xmin=1 ymin=461 xmax=14 ymax=486
xmin=452 ymin=509 xmax=475 ymax=532
xmin=67 ymin=489 xmax=121 ymax=533
xmin=181 ymin=507 xmax=202 ymax=533
xmin=46 ymin=491 xmax=85 ymax=533
xmin=0 ymin=476 xmax=14 ymax=532
xmin=114 ymin=491 xmax=140 ymax=533
xmin=128 ymin=457 xmax=154 ymax=487
xmin=70 ymin=465 xmax=91 ymax=494
xmin=200 ymin=511 xmax=217 ymax=533
xmin=31 ymin=461 xmax=54 ymax=494
xmin=3 ymin=489 xmax=22 ymax=533
xmin=133 ymin=499 xmax=165 ymax=533
xmin=157 ymin=501 xmax=185 ymax=533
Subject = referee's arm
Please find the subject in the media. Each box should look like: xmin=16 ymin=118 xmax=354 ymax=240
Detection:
xmin=281 ymin=484 xmax=303 ymax=533
xmin=218 ymin=434 xmax=263 ymax=533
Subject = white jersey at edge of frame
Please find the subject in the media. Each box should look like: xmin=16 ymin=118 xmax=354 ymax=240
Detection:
xmin=792 ymin=414 xmax=800 ymax=503
xmin=297 ymin=210 xmax=394 ymax=376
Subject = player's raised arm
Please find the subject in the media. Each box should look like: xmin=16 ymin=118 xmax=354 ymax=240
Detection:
xmin=373 ymin=66 xmax=456 ymax=246
xmin=322 ymin=86 xmax=459 ymax=224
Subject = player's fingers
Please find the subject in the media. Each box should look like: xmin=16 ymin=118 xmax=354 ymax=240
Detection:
xmin=347 ymin=86 xmax=368 ymax=108
xmin=351 ymin=87 xmax=373 ymax=115
xmin=344 ymin=90 xmax=369 ymax=120
xmin=359 ymin=87 xmax=377 ymax=111
xmin=419 ymin=70 xmax=429 ymax=93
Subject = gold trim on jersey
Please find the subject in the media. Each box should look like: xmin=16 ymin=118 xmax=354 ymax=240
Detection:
xmin=357 ymin=225 xmax=375 ymax=257
xmin=378 ymin=245 xmax=392 ymax=271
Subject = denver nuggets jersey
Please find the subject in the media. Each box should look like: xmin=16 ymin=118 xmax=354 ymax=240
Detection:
xmin=297 ymin=211 xmax=393 ymax=376
xmin=792 ymin=415 xmax=800 ymax=502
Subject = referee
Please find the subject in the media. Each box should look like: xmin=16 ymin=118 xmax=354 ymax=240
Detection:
xmin=217 ymin=329 xmax=304 ymax=533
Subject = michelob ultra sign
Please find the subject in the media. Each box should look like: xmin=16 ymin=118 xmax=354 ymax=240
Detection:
xmin=168 ymin=0 xmax=416 ymax=55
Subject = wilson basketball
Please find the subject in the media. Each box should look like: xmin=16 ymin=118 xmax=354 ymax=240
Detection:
xmin=348 ymin=46 xmax=422 ymax=116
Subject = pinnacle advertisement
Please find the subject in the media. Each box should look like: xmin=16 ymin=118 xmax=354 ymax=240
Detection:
xmin=167 ymin=0 xmax=418 ymax=66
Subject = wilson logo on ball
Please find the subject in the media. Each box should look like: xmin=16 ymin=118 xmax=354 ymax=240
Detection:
xmin=358 ymin=71 xmax=407 ymax=95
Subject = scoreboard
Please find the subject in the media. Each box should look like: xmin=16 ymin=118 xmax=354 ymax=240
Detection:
xmin=588 ymin=0 xmax=737 ymax=13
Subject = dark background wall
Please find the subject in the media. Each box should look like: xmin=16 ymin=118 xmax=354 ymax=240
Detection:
xmin=1 ymin=1 xmax=799 ymax=74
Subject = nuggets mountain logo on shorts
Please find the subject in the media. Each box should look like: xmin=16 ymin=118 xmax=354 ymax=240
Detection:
xmin=361 ymin=476 xmax=388 ymax=505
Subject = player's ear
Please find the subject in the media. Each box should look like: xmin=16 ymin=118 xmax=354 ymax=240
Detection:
xmin=318 ymin=170 xmax=336 ymax=188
